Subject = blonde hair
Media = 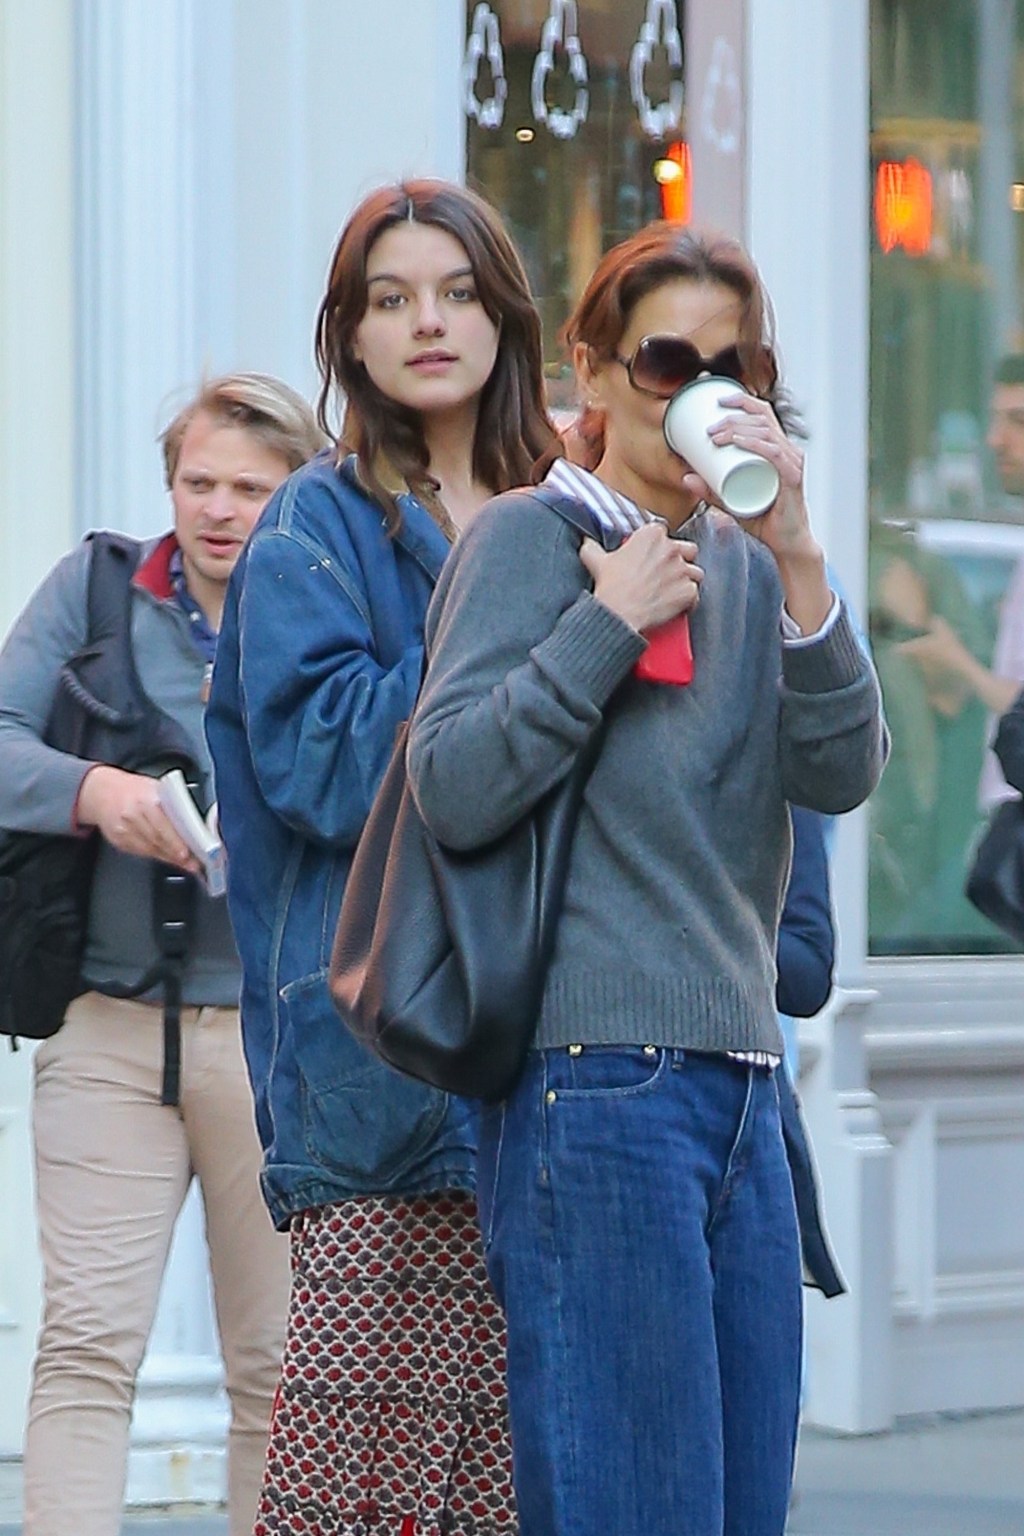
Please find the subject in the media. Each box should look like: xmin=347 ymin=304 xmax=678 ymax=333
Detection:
xmin=160 ymin=373 xmax=327 ymax=487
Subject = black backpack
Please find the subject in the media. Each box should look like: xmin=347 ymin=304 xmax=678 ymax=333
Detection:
xmin=0 ymin=533 xmax=201 ymax=1101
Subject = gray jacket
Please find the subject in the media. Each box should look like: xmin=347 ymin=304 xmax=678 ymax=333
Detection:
xmin=0 ymin=534 xmax=239 ymax=1004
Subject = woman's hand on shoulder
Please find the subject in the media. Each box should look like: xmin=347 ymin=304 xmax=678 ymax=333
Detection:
xmin=578 ymin=522 xmax=703 ymax=634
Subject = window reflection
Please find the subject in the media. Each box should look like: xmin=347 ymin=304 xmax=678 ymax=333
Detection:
xmin=869 ymin=0 xmax=1024 ymax=954
xmin=467 ymin=2 xmax=1024 ymax=956
xmin=465 ymin=0 xmax=688 ymax=406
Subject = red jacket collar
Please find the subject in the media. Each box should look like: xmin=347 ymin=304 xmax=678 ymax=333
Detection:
xmin=133 ymin=532 xmax=179 ymax=600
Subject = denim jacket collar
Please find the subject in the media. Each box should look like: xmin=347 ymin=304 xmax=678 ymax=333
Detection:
xmin=338 ymin=454 xmax=451 ymax=585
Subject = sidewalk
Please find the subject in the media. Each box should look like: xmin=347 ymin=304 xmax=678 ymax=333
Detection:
xmin=789 ymin=1408 xmax=1024 ymax=1535
xmin=2 ymin=1407 xmax=1022 ymax=1534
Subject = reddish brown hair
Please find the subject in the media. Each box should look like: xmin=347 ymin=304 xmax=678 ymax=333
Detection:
xmin=556 ymin=223 xmax=785 ymax=469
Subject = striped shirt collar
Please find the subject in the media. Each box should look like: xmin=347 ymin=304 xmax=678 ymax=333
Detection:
xmin=544 ymin=457 xmax=655 ymax=538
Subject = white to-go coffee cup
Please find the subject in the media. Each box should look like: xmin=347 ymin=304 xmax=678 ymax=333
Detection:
xmin=663 ymin=376 xmax=781 ymax=519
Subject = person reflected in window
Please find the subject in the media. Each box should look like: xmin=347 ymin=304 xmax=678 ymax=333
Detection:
xmin=890 ymin=355 xmax=1024 ymax=806
xmin=867 ymin=526 xmax=990 ymax=940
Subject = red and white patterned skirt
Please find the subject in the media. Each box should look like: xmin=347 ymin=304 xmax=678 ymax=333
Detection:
xmin=254 ymin=1191 xmax=516 ymax=1535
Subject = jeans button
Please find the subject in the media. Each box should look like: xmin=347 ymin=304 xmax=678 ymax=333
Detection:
xmin=643 ymin=1044 xmax=657 ymax=1057
xmin=568 ymin=1043 xmax=583 ymax=1057
xmin=546 ymin=1089 xmax=557 ymax=1105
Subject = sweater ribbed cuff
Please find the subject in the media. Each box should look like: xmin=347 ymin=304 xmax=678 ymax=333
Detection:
xmin=781 ymin=604 xmax=867 ymax=694
xmin=533 ymin=591 xmax=646 ymax=709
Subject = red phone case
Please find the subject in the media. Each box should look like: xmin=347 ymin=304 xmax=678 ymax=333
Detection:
xmin=634 ymin=612 xmax=694 ymax=686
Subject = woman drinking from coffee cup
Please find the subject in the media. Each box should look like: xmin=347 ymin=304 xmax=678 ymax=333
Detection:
xmin=406 ymin=223 xmax=887 ymax=1536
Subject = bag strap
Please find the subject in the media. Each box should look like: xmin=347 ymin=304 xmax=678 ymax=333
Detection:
xmin=44 ymin=534 xmax=142 ymax=738
xmin=97 ymin=861 xmax=198 ymax=1104
xmin=151 ymin=866 xmax=196 ymax=1105
xmin=512 ymin=485 xmax=615 ymax=779
xmin=79 ymin=533 xmax=198 ymax=1104
xmin=479 ymin=484 xmax=612 ymax=776
xmin=505 ymin=483 xmax=626 ymax=552
xmin=411 ymin=480 xmax=610 ymax=807
xmin=86 ymin=531 xmax=143 ymax=643
xmin=53 ymin=534 xmax=145 ymax=729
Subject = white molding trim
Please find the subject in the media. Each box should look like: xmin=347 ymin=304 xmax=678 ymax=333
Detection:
xmin=896 ymin=1271 xmax=1024 ymax=1321
xmin=801 ymin=979 xmax=1024 ymax=1427
xmin=865 ymin=1025 xmax=1024 ymax=1071
xmin=0 ymin=0 xmax=75 ymax=634
xmin=74 ymin=1 xmax=226 ymax=1503
xmin=746 ymin=0 xmax=871 ymax=969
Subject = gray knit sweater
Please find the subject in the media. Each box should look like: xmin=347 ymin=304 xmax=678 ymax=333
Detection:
xmin=407 ymin=491 xmax=887 ymax=1057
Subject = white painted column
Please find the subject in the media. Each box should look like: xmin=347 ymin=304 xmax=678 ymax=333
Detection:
xmin=69 ymin=0 xmax=469 ymax=1506
xmin=77 ymin=0 xmax=469 ymax=453
xmin=977 ymin=0 xmax=1018 ymax=363
xmin=74 ymin=0 xmax=230 ymax=1500
xmin=0 ymin=0 xmax=76 ymax=633
xmin=746 ymin=0 xmax=897 ymax=1431
xmin=75 ymin=0 xmax=204 ymax=542
xmin=0 ymin=0 xmax=75 ymax=1461
xmin=746 ymin=0 xmax=873 ymax=971
xmin=800 ymin=991 xmax=895 ymax=1432
xmin=225 ymin=0 xmax=467 ymax=405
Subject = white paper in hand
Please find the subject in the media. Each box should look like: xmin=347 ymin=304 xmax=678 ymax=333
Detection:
xmin=156 ymin=769 xmax=227 ymax=897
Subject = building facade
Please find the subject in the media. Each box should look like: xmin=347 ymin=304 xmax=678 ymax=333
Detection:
xmin=0 ymin=0 xmax=1021 ymax=1504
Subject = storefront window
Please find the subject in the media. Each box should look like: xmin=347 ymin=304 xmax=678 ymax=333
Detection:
xmin=868 ymin=0 xmax=1024 ymax=955
xmin=464 ymin=0 xmax=692 ymax=406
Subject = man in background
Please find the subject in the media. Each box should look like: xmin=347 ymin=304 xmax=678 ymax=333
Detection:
xmin=0 ymin=375 xmax=324 ymax=1536
xmin=897 ymin=353 xmax=1024 ymax=804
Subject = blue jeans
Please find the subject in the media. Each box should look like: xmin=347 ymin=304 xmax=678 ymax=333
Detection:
xmin=477 ymin=1046 xmax=802 ymax=1536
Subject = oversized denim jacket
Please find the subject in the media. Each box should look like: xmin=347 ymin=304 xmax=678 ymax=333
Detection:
xmin=206 ymin=452 xmax=476 ymax=1229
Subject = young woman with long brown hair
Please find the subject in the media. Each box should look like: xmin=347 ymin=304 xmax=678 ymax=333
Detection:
xmin=207 ymin=178 xmax=556 ymax=1534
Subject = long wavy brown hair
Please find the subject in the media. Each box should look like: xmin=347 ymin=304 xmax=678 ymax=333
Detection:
xmin=315 ymin=180 xmax=556 ymax=533
xmin=552 ymin=223 xmax=790 ymax=472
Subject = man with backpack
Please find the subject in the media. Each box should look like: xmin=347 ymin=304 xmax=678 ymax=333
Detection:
xmin=0 ymin=374 xmax=325 ymax=1536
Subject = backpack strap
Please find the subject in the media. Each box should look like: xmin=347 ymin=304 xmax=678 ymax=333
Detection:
xmin=78 ymin=532 xmax=198 ymax=1106
xmin=100 ymin=862 xmax=198 ymax=1106
xmin=44 ymin=533 xmax=144 ymax=749
xmin=151 ymin=865 xmax=196 ymax=1105
xmin=86 ymin=531 xmax=143 ymax=635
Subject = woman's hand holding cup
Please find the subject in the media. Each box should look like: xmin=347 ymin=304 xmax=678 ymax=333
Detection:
xmin=681 ymin=391 xmax=812 ymax=554
xmin=686 ymin=391 xmax=831 ymax=633
xmin=579 ymin=522 xmax=703 ymax=635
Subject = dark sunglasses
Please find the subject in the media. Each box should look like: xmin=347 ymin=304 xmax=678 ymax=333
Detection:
xmin=613 ymin=334 xmax=748 ymax=398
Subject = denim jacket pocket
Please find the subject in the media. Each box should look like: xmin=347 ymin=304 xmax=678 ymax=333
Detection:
xmin=281 ymin=968 xmax=448 ymax=1186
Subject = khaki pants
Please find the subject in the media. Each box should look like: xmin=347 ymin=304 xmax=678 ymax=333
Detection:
xmin=23 ymin=993 xmax=291 ymax=1536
